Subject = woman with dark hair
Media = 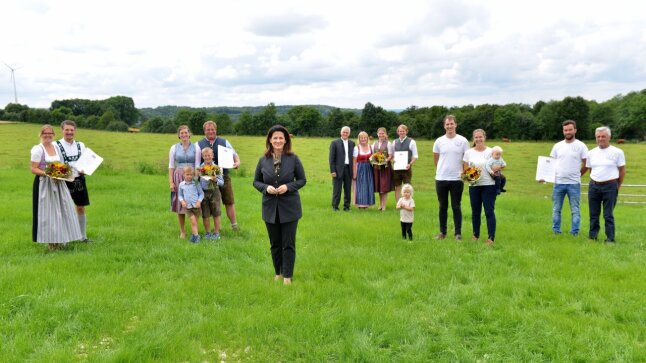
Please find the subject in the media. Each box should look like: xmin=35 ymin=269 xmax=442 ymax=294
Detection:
xmin=253 ymin=125 xmax=307 ymax=285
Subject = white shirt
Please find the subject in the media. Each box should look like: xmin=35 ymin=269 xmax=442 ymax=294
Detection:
xmin=398 ymin=197 xmax=415 ymax=222
xmin=57 ymin=139 xmax=87 ymax=177
xmin=550 ymin=139 xmax=588 ymax=184
xmin=31 ymin=144 xmax=62 ymax=164
xmin=342 ymin=139 xmax=349 ymax=164
xmin=433 ymin=134 xmax=469 ymax=181
xmin=463 ymin=147 xmax=495 ymax=186
xmin=586 ymin=145 xmax=625 ymax=182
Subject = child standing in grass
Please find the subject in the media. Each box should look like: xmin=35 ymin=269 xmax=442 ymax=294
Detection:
xmin=486 ymin=146 xmax=507 ymax=195
xmin=396 ymin=183 xmax=415 ymax=240
xmin=178 ymin=166 xmax=204 ymax=243
xmin=199 ymin=147 xmax=224 ymax=240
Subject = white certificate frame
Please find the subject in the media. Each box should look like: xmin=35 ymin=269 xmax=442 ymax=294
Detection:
xmin=536 ymin=156 xmax=556 ymax=183
xmin=217 ymin=145 xmax=235 ymax=169
xmin=393 ymin=151 xmax=409 ymax=171
xmin=73 ymin=147 xmax=103 ymax=176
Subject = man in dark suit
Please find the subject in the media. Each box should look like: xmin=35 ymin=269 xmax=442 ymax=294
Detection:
xmin=329 ymin=126 xmax=354 ymax=211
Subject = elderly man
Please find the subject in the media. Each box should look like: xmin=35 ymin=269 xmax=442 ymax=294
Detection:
xmin=547 ymin=120 xmax=588 ymax=236
xmin=197 ymin=120 xmax=241 ymax=231
xmin=586 ymin=126 xmax=626 ymax=243
xmin=329 ymin=126 xmax=354 ymax=211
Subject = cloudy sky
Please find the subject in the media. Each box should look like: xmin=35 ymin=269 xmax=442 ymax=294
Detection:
xmin=2 ymin=0 xmax=646 ymax=109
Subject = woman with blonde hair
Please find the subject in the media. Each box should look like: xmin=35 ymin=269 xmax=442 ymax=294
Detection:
xmin=168 ymin=125 xmax=200 ymax=239
xmin=353 ymin=131 xmax=375 ymax=209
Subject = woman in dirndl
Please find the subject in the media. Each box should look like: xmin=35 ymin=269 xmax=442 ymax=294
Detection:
xmin=30 ymin=124 xmax=83 ymax=250
xmin=372 ymin=127 xmax=394 ymax=211
xmin=168 ymin=125 xmax=200 ymax=239
xmin=352 ymin=131 xmax=375 ymax=209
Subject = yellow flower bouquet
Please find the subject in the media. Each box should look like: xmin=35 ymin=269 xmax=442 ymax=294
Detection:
xmin=199 ymin=164 xmax=222 ymax=190
xmin=461 ymin=165 xmax=482 ymax=186
xmin=369 ymin=150 xmax=388 ymax=167
xmin=45 ymin=161 xmax=73 ymax=181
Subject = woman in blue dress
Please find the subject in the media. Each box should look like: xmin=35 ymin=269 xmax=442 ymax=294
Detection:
xmin=353 ymin=131 xmax=375 ymax=209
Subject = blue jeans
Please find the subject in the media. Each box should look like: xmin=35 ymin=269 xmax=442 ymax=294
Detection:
xmin=588 ymin=182 xmax=618 ymax=241
xmin=469 ymin=185 xmax=497 ymax=241
xmin=552 ymin=184 xmax=581 ymax=235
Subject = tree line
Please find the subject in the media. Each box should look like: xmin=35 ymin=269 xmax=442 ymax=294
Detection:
xmin=2 ymin=89 xmax=645 ymax=140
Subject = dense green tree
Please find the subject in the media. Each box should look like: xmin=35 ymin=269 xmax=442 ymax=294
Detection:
xmin=493 ymin=104 xmax=535 ymax=140
xmin=253 ymin=103 xmax=278 ymax=135
xmin=616 ymin=91 xmax=646 ymax=140
xmin=188 ymin=111 xmax=207 ymax=136
xmin=287 ymin=106 xmax=322 ymax=136
xmin=141 ymin=116 xmax=166 ymax=133
xmin=97 ymin=110 xmax=117 ymax=130
xmin=173 ymin=109 xmax=194 ymax=131
xmin=235 ymin=111 xmax=255 ymax=135
xmin=212 ymin=113 xmax=235 ymax=135
xmin=106 ymin=120 xmax=129 ymax=132
xmin=104 ymin=96 xmax=139 ymax=125
xmin=51 ymin=107 xmax=73 ymax=124
xmin=559 ymin=96 xmax=589 ymax=139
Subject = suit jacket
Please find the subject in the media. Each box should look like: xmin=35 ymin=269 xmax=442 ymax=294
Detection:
xmin=329 ymin=138 xmax=355 ymax=179
xmin=253 ymin=153 xmax=306 ymax=224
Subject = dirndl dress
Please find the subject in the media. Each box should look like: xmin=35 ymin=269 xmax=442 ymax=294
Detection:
xmin=170 ymin=142 xmax=198 ymax=214
xmin=373 ymin=141 xmax=394 ymax=193
xmin=354 ymin=146 xmax=375 ymax=207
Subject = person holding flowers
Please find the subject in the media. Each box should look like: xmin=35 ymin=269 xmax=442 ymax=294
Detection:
xmin=372 ymin=127 xmax=394 ymax=211
xmin=462 ymin=129 xmax=501 ymax=246
xmin=169 ymin=125 xmax=201 ymax=239
xmin=30 ymin=124 xmax=82 ymax=250
xmin=199 ymin=147 xmax=224 ymax=240
xmin=353 ymin=131 xmax=375 ymax=209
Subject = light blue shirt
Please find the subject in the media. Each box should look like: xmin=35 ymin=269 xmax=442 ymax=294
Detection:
xmin=178 ymin=180 xmax=204 ymax=208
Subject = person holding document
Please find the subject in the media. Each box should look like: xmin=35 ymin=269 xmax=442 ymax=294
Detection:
xmin=542 ymin=120 xmax=588 ymax=236
xmin=56 ymin=120 xmax=92 ymax=242
xmin=392 ymin=124 xmax=418 ymax=203
xmin=197 ymin=120 xmax=241 ymax=232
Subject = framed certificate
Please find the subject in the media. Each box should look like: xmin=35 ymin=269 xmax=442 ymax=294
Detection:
xmin=536 ymin=156 xmax=556 ymax=183
xmin=217 ymin=145 xmax=235 ymax=169
xmin=393 ymin=151 xmax=408 ymax=170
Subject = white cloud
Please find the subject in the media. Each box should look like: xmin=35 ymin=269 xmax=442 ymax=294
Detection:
xmin=2 ymin=0 xmax=646 ymax=109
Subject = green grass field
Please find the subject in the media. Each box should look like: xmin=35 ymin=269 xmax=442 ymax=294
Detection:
xmin=1 ymin=122 xmax=645 ymax=362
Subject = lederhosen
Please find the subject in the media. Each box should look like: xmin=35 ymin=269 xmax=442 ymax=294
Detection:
xmin=57 ymin=141 xmax=90 ymax=206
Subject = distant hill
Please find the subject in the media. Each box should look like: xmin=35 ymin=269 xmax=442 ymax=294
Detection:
xmin=139 ymin=104 xmax=362 ymax=120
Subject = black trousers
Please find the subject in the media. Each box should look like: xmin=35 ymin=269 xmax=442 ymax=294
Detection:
xmin=332 ymin=164 xmax=352 ymax=209
xmin=265 ymin=216 xmax=299 ymax=278
xmin=401 ymin=222 xmax=413 ymax=240
xmin=436 ymin=180 xmax=464 ymax=235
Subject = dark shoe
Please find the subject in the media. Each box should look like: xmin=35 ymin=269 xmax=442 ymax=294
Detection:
xmin=434 ymin=233 xmax=446 ymax=240
xmin=589 ymin=235 xmax=598 ymax=241
xmin=604 ymin=239 xmax=616 ymax=244
xmin=343 ymin=207 xmax=350 ymax=211
xmin=333 ymin=207 xmax=340 ymax=211
xmin=81 ymin=238 xmax=92 ymax=243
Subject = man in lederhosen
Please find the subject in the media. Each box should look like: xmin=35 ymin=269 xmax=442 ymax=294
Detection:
xmin=57 ymin=120 xmax=91 ymax=242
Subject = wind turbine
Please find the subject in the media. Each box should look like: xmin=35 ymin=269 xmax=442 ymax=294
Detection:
xmin=3 ymin=62 xmax=18 ymax=103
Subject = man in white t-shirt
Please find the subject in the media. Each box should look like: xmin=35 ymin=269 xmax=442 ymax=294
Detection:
xmin=586 ymin=126 xmax=626 ymax=243
xmin=547 ymin=120 xmax=588 ymax=236
xmin=433 ymin=115 xmax=469 ymax=240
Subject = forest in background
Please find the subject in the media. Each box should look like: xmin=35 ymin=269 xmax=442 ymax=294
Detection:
xmin=1 ymin=88 xmax=645 ymax=140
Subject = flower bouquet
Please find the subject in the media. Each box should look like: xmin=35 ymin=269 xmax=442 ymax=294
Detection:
xmin=461 ymin=164 xmax=482 ymax=186
xmin=369 ymin=150 xmax=388 ymax=167
xmin=45 ymin=161 xmax=74 ymax=182
xmin=199 ymin=164 xmax=222 ymax=190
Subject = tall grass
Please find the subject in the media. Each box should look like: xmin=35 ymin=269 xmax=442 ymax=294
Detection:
xmin=1 ymin=123 xmax=645 ymax=361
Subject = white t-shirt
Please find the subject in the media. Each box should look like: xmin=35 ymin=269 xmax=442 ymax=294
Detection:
xmin=463 ymin=147 xmax=495 ymax=186
xmin=398 ymin=197 xmax=415 ymax=223
xmin=586 ymin=145 xmax=625 ymax=182
xmin=57 ymin=139 xmax=87 ymax=177
xmin=550 ymin=139 xmax=588 ymax=184
xmin=433 ymin=134 xmax=469 ymax=181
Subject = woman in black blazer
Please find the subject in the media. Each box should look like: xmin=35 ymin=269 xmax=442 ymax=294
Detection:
xmin=253 ymin=125 xmax=306 ymax=285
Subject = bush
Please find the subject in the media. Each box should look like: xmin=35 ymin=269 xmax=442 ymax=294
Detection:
xmin=106 ymin=120 xmax=129 ymax=132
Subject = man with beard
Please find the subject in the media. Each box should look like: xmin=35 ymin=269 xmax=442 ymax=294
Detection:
xmin=546 ymin=120 xmax=588 ymax=236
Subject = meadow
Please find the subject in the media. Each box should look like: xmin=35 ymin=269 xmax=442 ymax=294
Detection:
xmin=1 ymin=122 xmax=645 ymax=362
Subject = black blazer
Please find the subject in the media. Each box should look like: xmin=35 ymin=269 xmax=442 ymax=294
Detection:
xmin=253 ymin=153 xmax=306 ymax=224
xmin=329 ymin=138 xmax=355 ymax=179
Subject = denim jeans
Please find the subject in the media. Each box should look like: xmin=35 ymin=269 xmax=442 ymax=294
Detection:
xmin=588 ymin=182 xmax=618 ymax=241
xmin=552 ymin=183 xmax=581 ymax=235
xmin=469 ymin=185 xmax=497 ymax=240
